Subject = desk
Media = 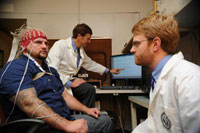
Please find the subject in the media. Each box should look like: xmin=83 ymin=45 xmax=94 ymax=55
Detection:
xmin=96 ymin=89 xmax=144 ymax=94
xmin=128 ymin=96 xmax=149 ymax=130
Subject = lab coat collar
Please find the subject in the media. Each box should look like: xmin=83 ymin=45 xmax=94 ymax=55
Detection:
xmin=152 ymin=55 xmax=172 ymax=81
xmin=160 ymin=52 xmax=184 ymax=79
xmin=66 ymin=38 xmax=82 ymax=56
xmin=65 ymin=37 xmax=84 ymax=65
xmin=149 ymin=52 xmax=184 ymax=105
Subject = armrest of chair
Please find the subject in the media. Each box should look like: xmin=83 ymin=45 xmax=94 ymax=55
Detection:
xmin=0 ymin=118 xmax=45 ymax=133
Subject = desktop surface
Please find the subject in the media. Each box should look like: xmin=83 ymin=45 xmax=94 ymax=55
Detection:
xmin=96 ymin=88 xmax=145 ymax=94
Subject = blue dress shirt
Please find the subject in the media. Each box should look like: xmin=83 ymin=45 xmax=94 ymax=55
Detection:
xmin=151 ymin=55 xmax=172 ymax=90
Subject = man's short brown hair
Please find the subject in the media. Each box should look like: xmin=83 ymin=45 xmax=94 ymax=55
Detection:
xmin=72 ymin=23 xmax=93 ymax=38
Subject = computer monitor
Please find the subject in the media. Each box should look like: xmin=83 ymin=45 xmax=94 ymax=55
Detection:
xmin=111 ymin=54 xmax=142 ymax=80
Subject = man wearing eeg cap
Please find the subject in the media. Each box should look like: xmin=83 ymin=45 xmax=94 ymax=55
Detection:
xmin=0 ymin=26 xmax=113 ymax=133
xmin=20 ymin=29 xmax=48 ymax=60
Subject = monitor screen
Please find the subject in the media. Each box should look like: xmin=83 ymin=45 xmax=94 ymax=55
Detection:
xmin=111 ymin=54 xmax=142 ymax=79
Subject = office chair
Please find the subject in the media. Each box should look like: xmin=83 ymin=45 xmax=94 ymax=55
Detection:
xmin=0 ymin=104 xmax=46 ymax=133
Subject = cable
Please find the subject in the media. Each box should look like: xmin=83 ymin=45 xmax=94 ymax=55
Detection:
xmin=0 ymin=48 xmax=25 ymax=122
xmin=31 ymin=103 xmax=46 ymax=117
xmin=6 ymin=50 xmax=32 ymax=122
xmin=0 ymin=48 xmax=25 ymax=85
xmin=6 ymin=47 xmax=32 ymax=122
xmin=47 ymin=63 xmax=53 ymax=74
xmin=117 ymin=96 xmax=125 ymax=133
xmin=36 ymin=114 xmax=58 ymax=119
xmin=31 ymin=102 xmax=59 ymax=120
xmin=0 ymin=61 xmax=13 ymax=85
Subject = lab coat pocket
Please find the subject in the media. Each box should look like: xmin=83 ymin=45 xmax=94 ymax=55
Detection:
xmin=156 ymin=105 xmax=182 ymax=133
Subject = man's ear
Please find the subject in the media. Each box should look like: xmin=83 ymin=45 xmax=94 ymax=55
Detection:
xmin=21 ymin=45 xmax=25 ymax=51
xmin=152 ymin=36 xmax=161 ymax=52
xmin=21 ymin=45 xmax=27 ymax=53
xmin=77 ymin=33 xmax=82 ymax=38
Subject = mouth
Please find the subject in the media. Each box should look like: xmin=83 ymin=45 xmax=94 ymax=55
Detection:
xmin=40 ymin=51 xmax=48 ymax=55
xmin=83 ymin=43 xmax=88 ymax=47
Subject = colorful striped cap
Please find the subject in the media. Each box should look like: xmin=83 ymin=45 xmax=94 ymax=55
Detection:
xmin=20 ymin=29 xmax=47 ymax=47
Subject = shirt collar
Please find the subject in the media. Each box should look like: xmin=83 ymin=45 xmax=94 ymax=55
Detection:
xmin=71 ymin=37 xmax=78 ymax=51
xmin=152 ymin=55 xmax=172 ymax=81
xmin=20 ymin=54 xmax=49 ymax=71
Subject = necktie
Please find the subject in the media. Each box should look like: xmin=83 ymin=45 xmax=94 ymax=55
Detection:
xmin=151 ymin=76 xmax=156 ymax=91
xmin=77 ymin=48 xmax=81 ymax=68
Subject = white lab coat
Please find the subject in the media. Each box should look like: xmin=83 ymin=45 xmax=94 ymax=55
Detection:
xmin=47 ymin=37 xmax=106 ymax=94
xmin=133 ymin=52 xmax=200 ymax=133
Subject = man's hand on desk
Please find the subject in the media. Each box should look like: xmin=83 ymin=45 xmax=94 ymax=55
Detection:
xmin=110 ymin=68 xmax=124 ymax=74
xmin=71 ymin=78 xmax=86 ymax=88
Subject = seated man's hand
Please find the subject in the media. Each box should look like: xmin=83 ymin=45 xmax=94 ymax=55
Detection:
xmin=86 ymin=108 xmax=101 ymax=118
xmin=67 ymin=119 xmax=88 ymax=133
xmin=71 ymin=78 xmax=86 ymax=88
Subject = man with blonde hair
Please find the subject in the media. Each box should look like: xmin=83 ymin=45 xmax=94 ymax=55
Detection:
xmin=130 ymin=13 xmax=200 ymax=133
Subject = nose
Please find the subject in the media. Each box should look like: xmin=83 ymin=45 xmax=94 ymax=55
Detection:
xmin=130 ymin=46 xmax=136 ymax=54
xmin=88 ymin=39 xmax=91 ymax=44
xmin=40 ymin=42 xmax=49 ymax=50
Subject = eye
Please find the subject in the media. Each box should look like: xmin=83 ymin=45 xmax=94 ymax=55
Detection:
xmin=35 ymin=40 xmax=43 ymax=44
xmin=132 ymin=41 xmax=140 ymax=46
xmin=33 ymin=40 xmax=49 ymax=46
xmin=45 ymin=41 xmax=49 ymax=46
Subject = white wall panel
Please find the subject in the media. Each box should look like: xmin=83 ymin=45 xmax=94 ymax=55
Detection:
xmin=12 ymin=0 xmax=79 ymax=13
xmin=0 ymin=0 xmax=153 ymax=54
xmin=27 ymin=13 xmax=78 ymax=39
xmin=80 ymin=12 xmax=139 ymax=55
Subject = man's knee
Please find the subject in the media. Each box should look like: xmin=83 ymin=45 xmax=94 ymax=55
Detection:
xmin=90 ymin=85 xmax=96 ymax=94
xmin=86 ymin=83 xmax=96 ymax=94
xmin=105 ymin=116 xmax=113 ymax=131
xmin=99 ymin=115 xmax=113 ymax=132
